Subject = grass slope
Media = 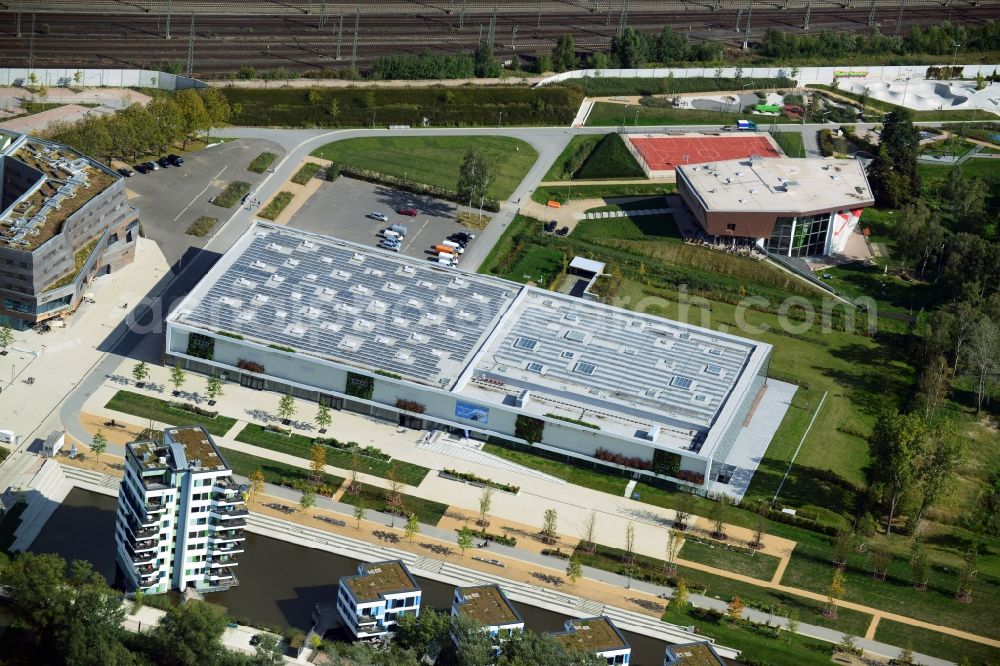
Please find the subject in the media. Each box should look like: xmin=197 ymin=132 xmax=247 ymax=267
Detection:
xmin=219 ymin=447 xmax=343 ymax=490
xmin=338 ymin=481 xmax=447 ymax=525
xmin=105 ymin=390 xmax=237 ymax=436
xmin=586 ymin=102 xmax=797 ymax=127
xmin=481 ymin=443 xmax=629 ymax=495
xmin=678 ymin=539 xmax=781 ymax=581
xmin=771 ymin=131 xmax=805 ymax=158
xmin=542 ymin=134 xmax=602 ymax=180
xmin=311 ymin=136 xmax=538 ymax=201
xmin=573 ymin=133 xmax=645 ymax=179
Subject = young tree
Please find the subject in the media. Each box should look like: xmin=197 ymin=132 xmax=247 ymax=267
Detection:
xmin=726 ymin=596 xmax=745 ymax=623
xmin=348 ymin=451 xmax=361 ymax=493
xmin=299 ymin=487 xmax=316 ymax=514
xmin=956 ymin=545 xmax=978 ymax=602
xmin=541 ymin=508 xmax=558 ymax=544
xmin=786 ymin=608 xmax=800 ymax=643
xmin=248 ymin=469 xmax=265 ymax=504
xmin=664 ymin=529 xmax=682 ymax=576
xmin=277 ymin=393 xmax=296 ymax=423
xmin=131 ymin=360 xmax=149 ymax=386
xmin=205 ymin=374 xmax=223 ymax=404
xmin=90 ymin=430 xmax=108 ymax=465
xmin=456 ymin=149 xmax=494 ymax=209
xmin=623 ymin=521 xmax=636 ymax=565
xmin=672 ymin=577 xmax=689 ymax=613
xmin=867 ymin=409 xmax=926 ymax=536
xmin=309 ymin=443 xmax=327 ymax=485
xmin=353 ymin=501 xmax=366 ymax=529
xmin=169 ymin=362 xmax=186 ymax=395
xmin=909 ymin=539 xmax=930 ymax=590
xmin=826 ymin=570 xmax=846 ymax=618
xmin=872 ymin=545 xmax=892 ymax=581
xmin=709 ymin=501 xmax=726 ymax=540
xmin=315 ymin=403 xmax=332 ymax=433
xmin=673 ymin=493 xmax=692 ymax=531
xmin=457 ymin=526 xmax=474 ymax=556
xmin=581 ymin=510 xmax=597 ymax=553
xmin=0 ymin=323 xmax=13 ymax=353
xmin=897 ymin=645 xmax=916 ymax=666
xmin=565 ymin=556 xmax=582 ymax=586
xmin=916 ymin=354 xmax=954 ymax=420
xmin=404 ymin=512 xmax=420 ymax=543
xmin=838 ymin=634 xmax=859 ymax=656
xmin=750 ymin=515 xmax=766 ymax=550
xmin=386 ymin=462 xmax=403 ymax=507
xmin=477 ymin=485 xmax=494 ymax=527
xmin=832 ymin=530 xmax=853 ymax=569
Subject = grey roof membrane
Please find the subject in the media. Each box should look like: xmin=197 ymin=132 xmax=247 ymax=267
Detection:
xmin=475 ymin=289 xmax=757 ymax=429
xmin=172 ymin=225 xmax=520 ymax=387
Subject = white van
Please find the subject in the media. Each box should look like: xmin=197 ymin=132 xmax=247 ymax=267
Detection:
xmin=441 ymin=240 xmax=464 ymax=254
xmin=381 ymin=229 xmax=401 ymax=241
xmin=437 ymin=253 xmax=457 ymax=267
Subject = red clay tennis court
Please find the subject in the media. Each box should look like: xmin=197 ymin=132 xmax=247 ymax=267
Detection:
xmin=630 ymin=135 xmax=782 ymax=172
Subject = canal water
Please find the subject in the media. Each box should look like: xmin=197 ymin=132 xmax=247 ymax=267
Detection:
xmin=30 ymin=489 xmax=672 ymax=665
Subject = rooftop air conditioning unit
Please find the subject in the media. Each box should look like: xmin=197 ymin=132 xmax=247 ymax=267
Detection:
xmin=515 ymin=390 xmax=531 ymax=408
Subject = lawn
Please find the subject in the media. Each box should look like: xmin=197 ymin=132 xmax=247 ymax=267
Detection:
xmin=573 ymin=133 xmax=645 ymax=179
xmin=678 ymin=539 xmax=781 ymax=581
xmin=873 ymin=618 xmax=1000 ymax=665
xmin=105 ymin=390 xmax=237 ymax=436
xmin=574 ymin=541 xmax=872 ymax=636
xmin=247 ymin=152 xmax=277 ymax=174
xmin=211 ymin=181 xmax=251 ymax=208
xmin=291 ymin=162 xmax=321 ymax=185
xmin=235 ymin=424 xmax=429 ymax=486
xmin=543 ymin=134 xmax=602 ymax=180
xmin=586 ymin=102 xmax=798 ymax=127
xmin=338 ymin=481 xmax=448 ymax=525
xmin=310 ymin=136 xmax=538 ymax=201
xmin=771 ymin=131 xmax=805 ymax=158
xmin=573 ymin=212 xmax=680 ymax=242
xmin=217 ymin=446 xmax=343 ymax=489
xmin=499 ymin=246 xmax=564 ymax=285
xmin=919 ymin=137 xmax=977 ymax=160
xmin=259 ymin=191 xmax=294 ymax=221
xmin=662 ymin=605 xmax=839 ymax=666
xmin=185 ymin=216 xmax=218 ymax=237
xmin=481 ymin=443 xmax=629 ymax=496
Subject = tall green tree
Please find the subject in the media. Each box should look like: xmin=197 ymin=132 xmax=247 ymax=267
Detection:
xmin=963 ymin=317 xmax=1000 ymax=414
xmin=277 ymin=393 xmax=296 ymax=422
xmin=866 ymin=109 xmax=920 ymax=207
xmin=456 ymin=149 xmax=494 ymax=208
xmin=473 ymin=43 xmax=500 ymax=78
xmin=551 ymin=34 xmax=578 ymax=71
xmin=655 ymin=26 xmax=690 ymax=62
xmin=611 ymin=27 xmax=650 ymax=68
xmin=199 ymin=87 xmax=232 ymax=138
xmin=152 ymin=600 xmax=228 ymax=666
xmin=169 ymin=362 xmax=186 ymax=395
xmin=911 ymin=420 xmax=965 ymax=529
xmin=173 ymin=89 xmax=210 ymax=149
xmin=0 ymin=323 xmax=14 ymax=352
xmin=867 ymin=409 xmax=926 ymax=535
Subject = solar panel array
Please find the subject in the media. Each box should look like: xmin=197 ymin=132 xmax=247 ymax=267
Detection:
xmin=484 ymin=291 xmax=756 ymax=427
xmin=175 ymin=227 xmax=519 ymax=386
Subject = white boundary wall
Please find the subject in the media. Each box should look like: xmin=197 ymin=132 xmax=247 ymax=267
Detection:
xmin=537 ymin=64 xmax=1000 ymax=87
xmin=0 ymin=68 xmax=205 ymax=91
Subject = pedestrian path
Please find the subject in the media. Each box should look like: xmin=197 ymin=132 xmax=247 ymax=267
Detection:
xmin=416 ymin=431 xmax=565 ymax=483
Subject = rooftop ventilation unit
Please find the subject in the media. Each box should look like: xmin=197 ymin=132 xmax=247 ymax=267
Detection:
xmin=514 ymin=390 xmax=531 ymax=408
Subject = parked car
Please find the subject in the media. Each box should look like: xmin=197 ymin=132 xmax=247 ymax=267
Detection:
xmin=544 ymin=220 xmax=558 ymax=233
xmin=378 ymin=240 xmax=401 ymax=251
xmin=386 ymin=224 xmax=408 ymax=236
xmin=143 ymin=161 xmax=159 ymax=171
xmin=157 ymin=157 xmax=172 ymax=168
xmin=117 ymin=167 xmax=134 ymax=177
xmin=167 ymin=153 xmax=184 ymax=166
xmin=397 ymin=208 xmax=418 ymax=216
xmin=556 ymin=226 xmax=569 ymax=236
xmin=449 ymin=231 xmax=475 ymax=243
xmin=368 ymin=211 xmax=389 ymax=222
xmin=134 ymin=163 xmax=152 ymax=174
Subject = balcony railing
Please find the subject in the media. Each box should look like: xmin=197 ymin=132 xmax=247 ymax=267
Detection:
xmin=131 ymin=550 xmax=156 ymax=564
xmin=355 ymin=615 xmax=381 ymax=627
xmin=134 ymin=525 xmax=159 ymax=539
xmin=213 ymin=476 xmax=239 ymax=491
xmin=209 ymin=529 xmax=246 ymax=541
xmin=211 ymin=492 xmax=243 ymax=504
xmin=145 ymin=500 xmax=166 ymax=512
xmin=133 ymin=539 xmax=158 ymax=552
xmin=211 ymin=506 xmax=249 ymax=518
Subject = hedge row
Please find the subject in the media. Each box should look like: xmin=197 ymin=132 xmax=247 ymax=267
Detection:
xmin=221 ymin=86 xmax=584 ymax=128
xmin=336 ymin=164 xmax=500 ymax=213
xmin=562 ymin=76 xmax=795 ymax=97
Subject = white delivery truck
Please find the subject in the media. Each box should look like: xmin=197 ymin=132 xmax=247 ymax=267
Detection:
xmin=441 ymin=240 xmax=464 ymax=254
xmin=42 ymin=431 xmax=65 ymax=457
xmin=437 ymin=253 xmax=458 ymax=267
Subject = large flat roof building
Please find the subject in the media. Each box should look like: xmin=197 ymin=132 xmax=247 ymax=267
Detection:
xmin=166 ymin=223 xmax=777 ymax=494
xmin=677 ymin=157 xmax=873 ymax=257
xmin=0 ymin=129 xmax=138 ymax=329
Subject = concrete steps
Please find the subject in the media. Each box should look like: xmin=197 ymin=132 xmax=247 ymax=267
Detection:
xmin=10 ymin=459 xmax=73 ymax=552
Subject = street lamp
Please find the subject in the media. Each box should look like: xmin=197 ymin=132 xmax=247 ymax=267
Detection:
xmin=951 ymin=40 xmax=961 ymax=71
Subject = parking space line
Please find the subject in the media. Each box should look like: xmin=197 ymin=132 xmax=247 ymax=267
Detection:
xmin=172 ymin=165 xmax=229 ymax=222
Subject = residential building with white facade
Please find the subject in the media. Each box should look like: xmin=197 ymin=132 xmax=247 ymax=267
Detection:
xmin=336 ymin=560 xmax=421 ymax=639
xmin=114 ymin=426 xmax=246 ymax=595
xmin=164 ymin=223 xmax=776 ymax=494
xmin=549 ymin=616 xmax=631 ymax=665
xmin=451 ymin=585 xmax=524 ymax=654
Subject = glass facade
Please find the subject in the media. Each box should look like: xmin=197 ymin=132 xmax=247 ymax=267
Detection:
xmin=765 ymin=213 xmax=832 ymax=257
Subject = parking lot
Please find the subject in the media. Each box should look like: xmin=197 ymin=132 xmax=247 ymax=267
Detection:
xmin=121 ymin=138 xmax=284 ymax=265
xmin=287 ymin=177 xmax=482 ymax=265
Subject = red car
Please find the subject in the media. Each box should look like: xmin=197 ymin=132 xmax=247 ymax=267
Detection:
xmin=398 ymin=208 xmax=418 ymax=216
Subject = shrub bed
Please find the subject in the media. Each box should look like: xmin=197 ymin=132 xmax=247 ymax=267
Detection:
xmin=179 ymin=403 xmax=219 ymax=419
xmin=440 ymin=469 xmax=520 ymax=494
xmin=259 ymin=191 xmax=294 ymax=220
xmin=185 ymin=216 xmax=218 ymax=237
xmin=545 ymin=413 xmax=600 ymax=429
xmin=211 ymin=181 xmax=251 ymax=208
xmin=312 ymin=437 xmax=391 ymax=462
xmin=458 ymin=528 xmax=517 ymax=547
xmin=247 ymin=152 xmax=277 ymax=174
xmin=291 ymin=162 xmax=321 ymax=185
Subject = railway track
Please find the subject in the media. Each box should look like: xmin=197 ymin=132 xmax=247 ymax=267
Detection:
xmin=1 ymin=3 xmax=996 ymax=77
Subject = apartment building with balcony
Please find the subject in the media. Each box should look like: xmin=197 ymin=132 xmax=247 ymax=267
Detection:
xmin=114 ymin=426 xmax=247 ymax=595
xmin=0 ymin=129 xmax=139 ymax=329
xmin=335 ymin=560 xmax=421 ymax=639
xmin=549 ymin=616 xmax=631 ymax=665
xmin=451 ymin=585 xmax=524 ymax=655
